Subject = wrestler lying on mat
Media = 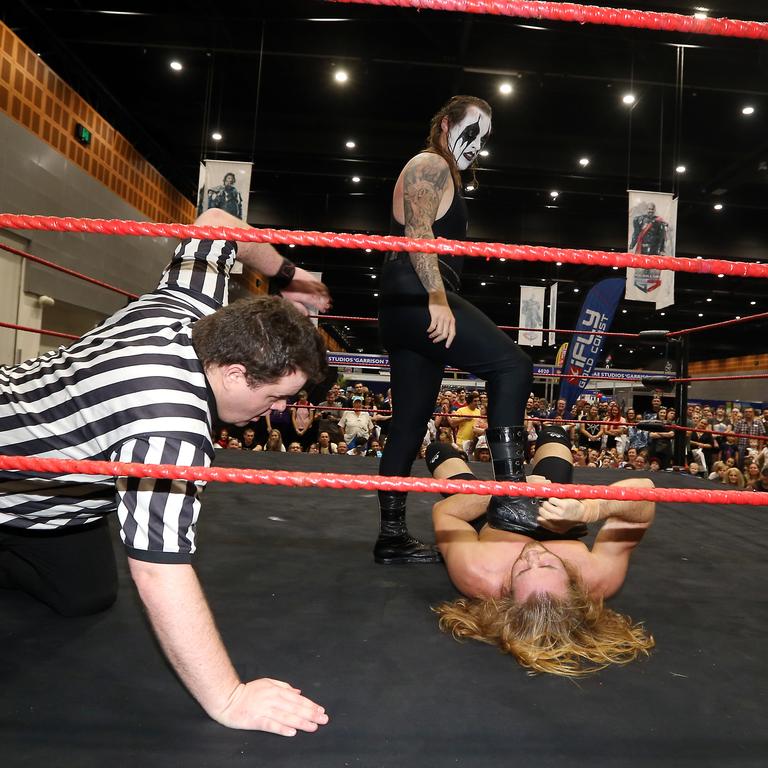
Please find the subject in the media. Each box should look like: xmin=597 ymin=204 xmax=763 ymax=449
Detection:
xmin=426 ymin=425 xmax=655 ymax=677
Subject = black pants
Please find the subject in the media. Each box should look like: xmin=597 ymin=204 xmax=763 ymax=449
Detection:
xmin=379 ymin=261 xmax=532 ymax=479
xmin=0 ymin=517 xmax=118 ymax=617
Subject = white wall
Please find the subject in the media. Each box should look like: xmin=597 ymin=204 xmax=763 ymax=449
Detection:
xmin=0 ymin=113 xmax=181 ymax=366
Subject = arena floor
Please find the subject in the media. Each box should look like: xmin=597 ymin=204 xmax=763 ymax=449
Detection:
xmin=2 ymin=452 xmax=766 ymax=767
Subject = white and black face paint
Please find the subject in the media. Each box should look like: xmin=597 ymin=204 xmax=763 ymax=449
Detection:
xmin=447 ymin=106 xmax=491 ymax=171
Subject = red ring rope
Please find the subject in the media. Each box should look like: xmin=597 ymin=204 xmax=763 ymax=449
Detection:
xmin=328 ymin=0 xmax=768 ymax=41
xmin=2 ymin=214 xmax=767 ymax=279
xmin=0 ymin=454 xmax=765 ymax=505
xmin=0 ymin=320 xmax=78 ymax=341
xmin=0 ymin=241 xmax=138 ymax=300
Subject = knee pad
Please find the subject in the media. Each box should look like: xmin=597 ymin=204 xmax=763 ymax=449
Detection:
xmin=535 ymin=425 xmax=571 ymax=451
xmin=425 ymin=442 xmax=467 ymax=475
xmin=530 ymin=456 xmax=573 ymax=485
xmin=439 ymin=471 xmax=477 ymax=499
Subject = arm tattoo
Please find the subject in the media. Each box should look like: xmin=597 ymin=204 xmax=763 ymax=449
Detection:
xmin=402 ymin=155 xmax=451 ymax=294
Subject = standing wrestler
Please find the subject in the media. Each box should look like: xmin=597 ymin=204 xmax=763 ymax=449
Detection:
xmin=0 ymin=208 xmax=330 ymax=736
xmin=376 ymin=95 xmax=535 ymax=564
xmin=426 ymin=426 xmax=655 ymax=676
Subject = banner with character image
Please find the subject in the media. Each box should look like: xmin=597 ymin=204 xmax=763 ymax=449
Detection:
xmin=625 ymin=190 xmax=677 ymax=310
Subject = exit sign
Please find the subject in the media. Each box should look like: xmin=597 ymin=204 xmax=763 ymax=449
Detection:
xmin=74 ymin=123 xmax=92 ymax=146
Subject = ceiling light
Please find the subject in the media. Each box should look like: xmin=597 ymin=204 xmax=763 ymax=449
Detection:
xmin=750 ymin=301 xmax=757 ymax=305
xmin=706 ymin=297 xmax=712 ymax=302
xmin=170 ymin=61 xmax=183 ymax=72
xmin=573 ymin=288 xmax=580 ymax=293
xmin=694 ymin=11 xmax=708 ymax=20
xmin=556 ymin=262 xmax=562 ymax=266
xmin=351 ymin=176 xmax=361 ymax=183
xmin=579 ymin=157 xmax=590 ymax=167
xmin=500 ymin=258 xmax=506 ymax=262
xmin=479 ymin=149 xmax=490 ymax=157
xmin=612 ymin=266 xmax=619 ymax=270
xmin=480 ymin=282 xmax=487 ymax=286
xmin=334 ymin=70 xmax=349 ymax=83
xmin=675 ymin=165 xmax=687 ymax=173
xmin=288 ymin=244 xmax=296 ymax=249
xmin=717 ymin=273 xmax=724 ymax=278
xmin=698 ymin=313 xmax=704 ymax=317
xmin=211 ymin=131 xmax=222 ymax=141
xmin=622 ymin=93 xmax=636 ymax=105
xmin=736 ymin=316 xmax=741 ymax=320
xmin=660 ymin=312 xmax=666 ymax=316
xmin=365 ymin=248 xmax=372 ymax=253
xmin=742 ymin=105 xmax=755 ymax=116
xmin=550 ymin=191 xmax=559 ymax=199
xmin=373 ymin=292 xmax=379 ymax=297
xmin=622 ymin=309 xmax=627 ymax=314
xmin=713 ymin=203 xmax=723 ymax=211
xmin=499 ymin=82 xmax=514 ymax=96
xmin=345 ymin=140 xmax=356 ymax=149
xmin=371 ymin=274 xmax=376 ymax=279
xmin=465 ymin=184 xmax=476 ymax=192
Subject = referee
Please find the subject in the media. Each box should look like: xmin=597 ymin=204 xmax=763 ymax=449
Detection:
xmin=0 ymin=208 xmax=331 ymax=737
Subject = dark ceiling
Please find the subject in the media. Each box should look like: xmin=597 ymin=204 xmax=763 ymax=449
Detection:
xmin=4 ymin=0 xmax=768 ymax=373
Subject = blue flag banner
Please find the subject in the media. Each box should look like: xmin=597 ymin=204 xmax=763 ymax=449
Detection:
xmin=558 ymin=278 xmax=626 ymax=411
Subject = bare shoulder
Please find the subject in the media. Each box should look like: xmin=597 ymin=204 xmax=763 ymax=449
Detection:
xmin=402 ymin=152 xmax=451 ymax=189
xmin=403 ymin=151 xmax=450 ymax=173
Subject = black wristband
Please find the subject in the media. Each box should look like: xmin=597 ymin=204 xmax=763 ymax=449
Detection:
xmin=270 ymin=257 xmax=296 ymax=291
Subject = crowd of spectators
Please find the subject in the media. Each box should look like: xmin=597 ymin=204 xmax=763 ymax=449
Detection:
xmin=215 ymin=382 xmax=768 ymax=492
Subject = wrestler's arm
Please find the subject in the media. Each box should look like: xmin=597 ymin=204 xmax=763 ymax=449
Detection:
xmin=537 ymin=478 xmax=654 ymax=596
xmin=128 ymin=558 xmax=328 ymax=734
xmin=193 ymin=208 xmax=330 ymax=313
xmin=583 ymin=478 xmax=656 ymax=597
xmin=402 ymin=153 xmax=456 ymax=348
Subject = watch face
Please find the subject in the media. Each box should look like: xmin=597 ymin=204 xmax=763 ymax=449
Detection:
xmin=448 ymin=106 xmax=491 ymax=170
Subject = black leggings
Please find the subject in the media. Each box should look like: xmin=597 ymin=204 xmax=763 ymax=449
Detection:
xmin=379 ymin=261 xmax=532 ymax=479
xmin=0 ymin=517 xmax=118 ymax=617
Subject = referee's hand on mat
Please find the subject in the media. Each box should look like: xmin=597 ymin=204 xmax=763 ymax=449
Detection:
xmin=215 ymin=678 xmax=329 ymax=735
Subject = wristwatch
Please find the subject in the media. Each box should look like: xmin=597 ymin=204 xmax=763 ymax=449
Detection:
xmin=270 ymin=257 xmax=296 ymax=291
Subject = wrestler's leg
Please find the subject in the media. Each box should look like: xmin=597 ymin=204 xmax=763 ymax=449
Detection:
xmin=426 ymin=293 xmax=541 ymax=532
xmin=375 ymin=347 xmax=445 ymax=564
xmin=0 ymin=518 xmax=118 ymax=617
xmin=530 ymin=424 xmax=575 ymax=484
xmin=529 ymin=426 xmax=587 ymax=538
xmin=424 ymin=442 xmax=489 ymax=531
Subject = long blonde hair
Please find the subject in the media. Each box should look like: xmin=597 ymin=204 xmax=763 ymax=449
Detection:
xmin=433 ymin=566 xmax=654 ymax=677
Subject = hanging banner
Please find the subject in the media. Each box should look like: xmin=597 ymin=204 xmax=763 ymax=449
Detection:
xmin=197 ymin=160 xmax=253 ymax=220
xmin=558 ymin=278 xmax=625 ymax=411
xmin=518 ymin=286 xmax=546 ymax=346
xmin=625 ymin=190 xmax=678 ymax=309
xmin=548 ymin=282 xmax=558 ymax=346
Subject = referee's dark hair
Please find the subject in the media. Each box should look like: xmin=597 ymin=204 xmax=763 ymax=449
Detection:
xmin=192 ymin=296 xmax=328 ymax=386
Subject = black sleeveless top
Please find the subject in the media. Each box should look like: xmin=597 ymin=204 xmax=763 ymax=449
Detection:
xmin=388 ymin=186 xmax=468 ymax=293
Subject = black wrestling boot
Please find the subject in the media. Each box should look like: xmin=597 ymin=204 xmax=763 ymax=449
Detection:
xmin=373 ymin=491 xmax=443 ymax=564
xmin=485 ymin=426 xmax=541 ymax=533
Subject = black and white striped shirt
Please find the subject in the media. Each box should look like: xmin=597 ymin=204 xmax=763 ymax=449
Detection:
xmin=0 ymin=238 xmax=237 ymax=563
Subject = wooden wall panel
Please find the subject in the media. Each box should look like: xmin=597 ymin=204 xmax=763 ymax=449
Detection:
xmin=0 ymin=21 xmax=194 ymax=224
xmin=689 ymin=354 xmax=768 ymax=375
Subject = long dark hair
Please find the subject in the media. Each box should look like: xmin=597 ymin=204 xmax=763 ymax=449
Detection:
xmin=425 ymin=95 xmax=492 ymax=189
